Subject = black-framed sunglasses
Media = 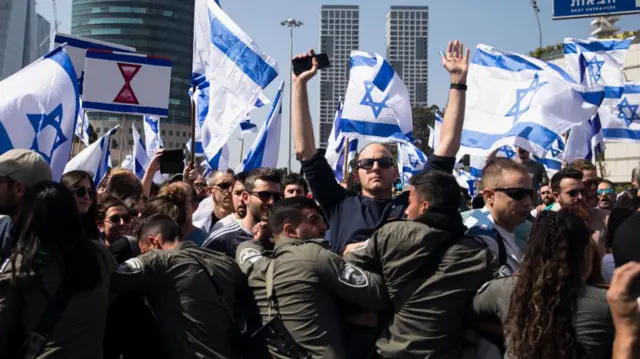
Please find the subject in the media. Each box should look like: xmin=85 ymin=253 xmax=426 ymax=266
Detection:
xmin=106 ymin=214 xmax=132 ymax=225
xmin=565 ymin=188 xmax=587 ymax=198
xmin=250 ymin=191 xmax=282 ymax=202
xmin=357 ymin=157 xmax=394 ymax=170
xmin=214 ymin=182 xmax=233 ymax=191
xmin=494 ymin=187 xmax=534 ymax=201
xmin=73 ymin=186 xmax=95 ymax=198
xmin=194 ymin=182 xmax=207 ymax=189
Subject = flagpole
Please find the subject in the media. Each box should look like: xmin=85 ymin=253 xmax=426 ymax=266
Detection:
xmin=190 ymin=86 xmax=196 ymax=164
xmin=239 ymin=137 xmax=245 ymax=164
xmin=119 ymin=113 xmax=125 ymax=164
xmin=343 ymin=136 xmax=349 ymax=178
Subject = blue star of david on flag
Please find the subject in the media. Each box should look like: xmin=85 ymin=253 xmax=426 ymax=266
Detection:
xmin=617 ymin=97 xmax=640 ymax=127
xmin=360 ymin=81 xmax=390 ymax=118
xmin=505 ymin=73 xmax=548 ymax=123
xmin=586 ymin=55 xmax=605 ymax=85
xmin=498 ymin=145 xmax=515 ymax=159
xmin=27 ymin=104 xmax=68 ymax=163
xmin=408 ymin=153 xmax=420 ymax=168
xmin=145 ymin=115 xmax=159 ymax=133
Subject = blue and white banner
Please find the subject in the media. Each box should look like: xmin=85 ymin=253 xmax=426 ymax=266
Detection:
xmin=240 ymin=120 xmax=258 ymax=136
xmin=64 ymin=126 xmax=118 ymax=186
xmin=236 ymin=81 xmax=284 ymax=173
xmin=193 ymin=0 xmax=279 ymax=166
xmin=398 ymin=140 xmax=427 ymax=187
xmin=428 ymin=112 xmax=443 ymax=151
xmin=340 ymin=51 xmax=413 ymax=142
xmin=564 ymin=115 xmax=605 ymax=162
xmin=553 ymin=0 xmax=640 ymax=20
xmin=460 ymin=44 xmax=602 ymax=159
xmin=600 ymin=82 xmax=640 ymax=142
xmin=132 ymin=123 xmax=163 ymax=183
xmin=0 ymin=46 xmax=80 ymax=181
xmin=54 ymin=33 xmax=135 ymax=93
xmin=143 ymin=115 xmax=164 ymax=159
xmin=326 ymin=101 xmax=358 ymax=182
xmin=209 ymin=144 xmax=230 ymax=171
xmin=75 ymin=99 xmax=90 ymax=146
xmin=82 ymin=50 xmax=172 ymax=117
xmin=564 ymin=37 xmax=633 ymax=88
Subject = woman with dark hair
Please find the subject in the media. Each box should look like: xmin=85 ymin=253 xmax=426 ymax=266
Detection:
xmin=61 ymin=170 xmax=99 ymax=240
xmin=97 ymin=196 xmax=136 ymax=264
xmin=472 ymin=209 xmax=613 ymax=359
xmin=0 ymin=181 xmax=115 ymax=357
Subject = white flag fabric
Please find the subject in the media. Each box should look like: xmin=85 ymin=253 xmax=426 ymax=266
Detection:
xmin=600 ymin=83 xmax=640 ymax=142
xmin=236 ymin=81 xmax=284 ymax=173
xmin=193 ymin=0 xmax=279 ymax=166
xmin=75 ymin=99 xmax=90 ymax=146
xmin=120 ymin=153 xmax=134 ymax=172
xmin=460 ymin=44 xmax=603 ymax=159
xmin=132 ymin=123 xmax=163 ymax=183
xmin=64 ymin=126 xmax=118 ymax=186
xmin=53 ymin=33 xmax=135 ymax=92
xmin=428 ymin=112 xmax=443 ymax=151
xmin=0 ymin=46 xmax=80 ymax=181
xmin=455 ymin=169 xmax=477 ymax=196
xmin=82 ymin=50 xmax=172 ymax=117
xmin=209 ymin=144 xmax=230 ymax=171
xmin=143 ymin=115 xmax=164 ymax=158
xmin=325 ymin=101 xmax=358 ymax=182
xmin=564 ymin=37 xmax=634 ymax=88
xmin=397 ymin=140 xmax=427 ymax=187
xmin=340 ymin=51 xmax=413 ymax=142
xmin=563 ymin=115 xmax=605 ymax=162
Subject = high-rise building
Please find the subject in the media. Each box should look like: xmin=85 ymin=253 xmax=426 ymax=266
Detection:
xmin=386 ymin=6 xmax=429 ymax=108
xmin=0 ymin=0 xmax=39 ymax=80
xmin=318 ymin=5 xmax=359 ymax=148
xmin=36 ymin=14 xmax=51 ymax=58
xmin=71 ymin=1 xmax=195 ymax=164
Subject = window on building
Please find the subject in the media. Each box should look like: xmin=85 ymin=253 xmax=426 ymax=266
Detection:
xmin=128 ymin=140 xmax=134 ymax=146
xmin=182 ymin=131 xmax=187 ymax=137
xmin=169 ymin=130 xmax=173 ymax=136
xmin=161 ymin=130 xmax=166 ymax=135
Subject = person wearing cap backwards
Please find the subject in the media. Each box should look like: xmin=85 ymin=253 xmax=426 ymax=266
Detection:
xmin=0 ymin=149 xmax=52 ymax=260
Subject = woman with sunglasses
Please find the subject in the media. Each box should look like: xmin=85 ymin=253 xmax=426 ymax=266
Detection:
xmin=97 ymin=196 xmax=136 ymax=264
xmin=0 ymin=181 xmax=115 ymax=357
xmin=472 ymin=209 xmax=613 ymax=359
xmin=61 ymin=170 xmax=99 ymax=240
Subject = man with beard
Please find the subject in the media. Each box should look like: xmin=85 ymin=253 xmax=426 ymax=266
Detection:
xmin=531 ymin=182 xmax=554 ymax=217
xmin=0 ymin=150 xmax=52 ymax=260
xmin=597 ymin=179 xmax=616 ymax=210
xmin=211 ymin=172 xmax=248 ymax=233
xmin=203 ymin=168 xmax=281 ymax=257
xmin=193 ymin=174 xmax=208 ymax=202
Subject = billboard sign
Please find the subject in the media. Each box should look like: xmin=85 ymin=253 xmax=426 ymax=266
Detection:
xmin=553 ymin=0 xmax=640 ymax=20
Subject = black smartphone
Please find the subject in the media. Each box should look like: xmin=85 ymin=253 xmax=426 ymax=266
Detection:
xmin=292 ymin=53 xmax=331 ymax=76
xmin=159 ymin=149 xmax=185 ymax=174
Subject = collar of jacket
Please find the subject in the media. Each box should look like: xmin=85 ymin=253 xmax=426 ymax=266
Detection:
xmin=413 ymin=206 xmax=467 ymax=239
xmin=274 ymin=237 xmax=327 ymax=252
xmin=176 ymin=240 xmax=198 ymax=250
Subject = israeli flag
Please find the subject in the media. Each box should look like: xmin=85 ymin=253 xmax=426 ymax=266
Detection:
xmin=120 ymin=153 xmax=134 ymax=171
xmin=75 ymin=99 xmax=90 ymax=146
xmin=340 ymin=51 xmax=413 ymax=142
xmin=132 ymin=123 xmax=163 ymax=183
xmin=533 ymin=138 xmax=564 ymax=175
xmin=455 ymin=169 xmax=477 ymax=196
xmin=600 ymin=83 xmax=640 ymax=142
xmin=0 ymin=46 xmax=80 ymax=181
xmin=428 ymin=112 xmax=443 ymax=151
xmin=209 ymin=143 xmax=230 ymax=171
xmin=236 ymin=81 xmax=284 ymax=173
xmin=143 ymin=115 xmax=164 ymax=158
xmin=564 ymin=115 xmax=605 ymax=162
xmin=325 ymin=101 xmax=358 ymax=182
xmin=564 ymin=37 xmax=633 ymax=88
xmin=240 ymin=120 xmax=258 ymax=136
xmin=460 ymin=44 xmax=602 ymax=159
xmin=397 ymin=140 xmax=427 ymax=187
xmin=193 ymin=0 xmax=279 ymax=166
xmin=64 ymin=126 xmax=118 ymax=186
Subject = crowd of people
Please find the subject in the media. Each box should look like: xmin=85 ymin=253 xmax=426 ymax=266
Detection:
xmin=1 ymin=40 xmax=640 ymax=359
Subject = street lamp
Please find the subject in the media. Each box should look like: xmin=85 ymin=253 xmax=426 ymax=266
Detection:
xmin=281 ymin=18 xmax=303 ymax=173
xmin=528 ymin=0 xmax=542 ymax=50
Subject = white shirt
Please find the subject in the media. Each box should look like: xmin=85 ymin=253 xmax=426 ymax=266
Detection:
xmin=494 ymin=223 xmax=523 ymax=273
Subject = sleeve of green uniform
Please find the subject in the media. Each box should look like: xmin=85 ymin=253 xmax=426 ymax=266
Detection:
xmin=472 ymin=280 xmax=501 ymax=320
xmin=110 ymin=251 xmax=166 ymax=293
xmin=316 ymin=248 xmax=389 ymax=311
xmin=0 ymin=272 xmax=21 ymax=356
xmin=343 ymin=236 xmax=381 ymax=273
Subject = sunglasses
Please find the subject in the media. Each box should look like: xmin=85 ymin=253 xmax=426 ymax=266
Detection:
xmin=106 ymin=214 xmax=132 ymax=225
xmin=583 ymin=179 xmax=601 ymax=188
xmin=597 ymin=188 xmax=614 ymax=196
xmin=250 ymin=191 xmax=282 ymax=202
xmin=357 ymin=157 xmax=394 ymax=170
xmin=565 ymin=189 xmax=587 ymax=198
xmin=73 ymin=186 xmax=95 ymax=198
xmin=494 ymin=187 xmax=534 ymax=201
xmin=194 ymin=182 xmax=207 ymax=189
xmin=214 ymin=182 xmax=233 ymax=191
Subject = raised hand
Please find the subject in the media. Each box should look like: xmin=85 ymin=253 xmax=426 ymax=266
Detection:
xmin=441 ymin=40 xmax=470 ymax=85
xmin=292 ymin=49 xmax=318 ymax=84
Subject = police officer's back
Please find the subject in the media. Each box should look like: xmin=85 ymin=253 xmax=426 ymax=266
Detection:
xmin=112 ymin=215 xmax=261 ymax=359
xmin=236 ymin=197 xmax=389 ymax=359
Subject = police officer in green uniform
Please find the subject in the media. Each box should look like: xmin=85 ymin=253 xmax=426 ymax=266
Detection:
xmin=112 ymin=214 xmax=266 ymax=359
xmin=236 ymin=197 xmax=389 ymax=359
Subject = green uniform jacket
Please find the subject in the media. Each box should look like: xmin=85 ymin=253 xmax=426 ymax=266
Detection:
xmin=112 ymin=240 xmax=253 ymax=359
xmin=344 ymin=220 xmax=500 ymax=359
xmin=236 ymin=238 xmax=389 ymax=359
xmin=0 ymin=241 xmax=116 ymax=358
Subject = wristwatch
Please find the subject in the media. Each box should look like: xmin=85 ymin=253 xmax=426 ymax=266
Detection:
xmin=450 ymin=83 xmax=467 ymax=91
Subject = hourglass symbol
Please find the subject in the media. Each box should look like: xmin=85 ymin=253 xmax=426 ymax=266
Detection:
xmin=114 ymin=63 xmax=141 ymax=105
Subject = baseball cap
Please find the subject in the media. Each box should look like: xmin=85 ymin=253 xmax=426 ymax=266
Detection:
xmin=0 ymin=149 xmax=52 ymax=186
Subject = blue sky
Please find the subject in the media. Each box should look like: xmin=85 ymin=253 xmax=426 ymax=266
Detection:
xmin=37 ymin=0 xmax=639 ymax=170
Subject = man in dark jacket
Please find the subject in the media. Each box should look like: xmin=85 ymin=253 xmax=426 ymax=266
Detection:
xmin=344 ymin=170 xmax=499 ymax=358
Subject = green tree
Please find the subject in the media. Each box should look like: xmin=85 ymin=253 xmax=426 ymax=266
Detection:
xmin=412 ymin=105 xmax=441 ymax=154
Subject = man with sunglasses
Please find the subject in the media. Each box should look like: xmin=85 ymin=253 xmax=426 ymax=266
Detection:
xmin=203 ymin=168 xmax=282 ymax=257
xmin=570 ymin=159 xmax=600 ymax=208
xmin=292 ymin=41 xmax=469 ymax=254
xmin=597 ymin=179 xmax=617 ymax=210
xmin=210 ymin=172 xmax=249 ymax=233
xmin=193 ymin=174 xmax=208 ymax=202
xmin=0 ymin=149 xmax=52 ymax=261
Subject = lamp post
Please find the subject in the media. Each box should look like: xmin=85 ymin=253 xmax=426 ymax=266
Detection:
xmin=528 ymin=0 xmax=542 ymax=50
xmin=281 ymin=18 xmax=303 ymax=173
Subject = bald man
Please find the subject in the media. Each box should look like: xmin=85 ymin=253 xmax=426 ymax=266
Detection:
xmin=291 ymin=41 xmax=470 ymax=253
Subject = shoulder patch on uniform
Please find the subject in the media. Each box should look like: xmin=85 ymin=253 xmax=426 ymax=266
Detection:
xmin=238 ymin=247 xmax=262 ymax=265
xmin=338 ymin=263 xmax=369 ymax=288
xmin=117 ymin=257 xmax=143 ymax=273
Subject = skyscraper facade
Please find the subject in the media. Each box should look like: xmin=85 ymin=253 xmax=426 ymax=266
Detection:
xmin=36 ymin=14 xmax=51 ymax=58
xmin=318 ymin=5 xmax=359 ymax=148
xmin=386 ymin=6 xmax=429 ymax=108
xmin=0 ymin=0 xmax=38 ymax=80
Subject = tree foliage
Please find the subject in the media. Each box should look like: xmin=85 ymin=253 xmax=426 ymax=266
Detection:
xmin=412 ymin=105 xmax=441 ymax=155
